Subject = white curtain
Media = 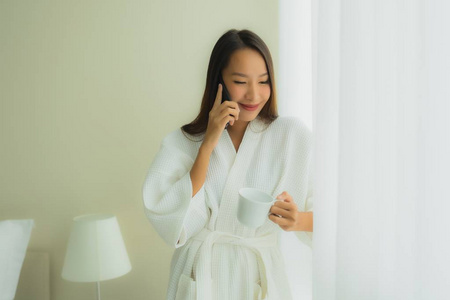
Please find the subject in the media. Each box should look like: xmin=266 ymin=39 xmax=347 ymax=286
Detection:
xmin=278 ymin=2 xmax=314 ymax=298
xmin=278 ymin=0 xmax=313 ymax=130
xmin=312 ymin=1 xmax=450 ymax=300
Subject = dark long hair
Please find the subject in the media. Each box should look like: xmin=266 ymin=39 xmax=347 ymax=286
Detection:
xmin=181 ymin=29 xmax=278 ymax=136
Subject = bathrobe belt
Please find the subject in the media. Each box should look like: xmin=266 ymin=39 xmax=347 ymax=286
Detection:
xmin=192 ymin=228 xmax=292 ymax=300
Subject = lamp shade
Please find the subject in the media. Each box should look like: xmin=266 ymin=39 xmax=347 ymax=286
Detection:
xmin=62 ymin=214 xmax=131 ymax=282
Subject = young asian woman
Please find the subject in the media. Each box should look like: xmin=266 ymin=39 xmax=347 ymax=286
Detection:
xmin=143 ymin=29 xmax=314 ymax=300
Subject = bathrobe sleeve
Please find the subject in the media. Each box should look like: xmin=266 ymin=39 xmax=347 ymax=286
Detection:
xmin=142 ymin=134 xmax=210 ymax=248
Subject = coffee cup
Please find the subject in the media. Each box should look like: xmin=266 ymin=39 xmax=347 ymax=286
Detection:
xmin=237 ymin=188 xmax=279 ymax=228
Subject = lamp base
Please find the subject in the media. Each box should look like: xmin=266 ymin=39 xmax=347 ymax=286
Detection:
xmin=97 ymin=281 xmax=101 ymax=300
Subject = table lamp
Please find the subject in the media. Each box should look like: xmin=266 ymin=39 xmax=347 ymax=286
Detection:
xmin=62 ymin=214 xmax=132 ymax=300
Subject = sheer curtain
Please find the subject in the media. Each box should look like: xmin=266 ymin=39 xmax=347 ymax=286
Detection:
xmin=278 ymin=0 xmax=313 ymax=130
xmin=311 ymin=1 xmax=450 ymax=300
xmin=278 ymin=1 xmax=314 ymax=299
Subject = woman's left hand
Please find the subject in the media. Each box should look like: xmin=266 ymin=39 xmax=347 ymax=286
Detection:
xmin=269 ymin=191 xmax=299 ymax=231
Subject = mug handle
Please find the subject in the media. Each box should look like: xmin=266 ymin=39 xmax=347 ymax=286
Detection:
xmin=268 ymin=199 xmax=283 ymax=218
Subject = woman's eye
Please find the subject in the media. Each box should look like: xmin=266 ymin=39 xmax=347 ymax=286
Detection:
xmin=234 ymin=81 xmax=246 ymax=84
xmin=260 ymin=80 xmax=270 ymax=84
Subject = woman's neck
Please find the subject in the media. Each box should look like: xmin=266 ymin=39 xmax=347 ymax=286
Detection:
xmin=227 ymin=120 xmax=249 ymax=137
xmin=226 ymin=120 xmax=249 ymax=152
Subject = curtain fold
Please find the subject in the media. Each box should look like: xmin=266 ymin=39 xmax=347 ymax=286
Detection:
xmin=278 ymin=0 xmax=313 ymax=130
xmin=312 ymin=1 xmax=450 ymax=299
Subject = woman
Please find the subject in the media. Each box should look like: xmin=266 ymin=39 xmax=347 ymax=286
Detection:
xmin=143 ymin=29 xmax=314 ymax=300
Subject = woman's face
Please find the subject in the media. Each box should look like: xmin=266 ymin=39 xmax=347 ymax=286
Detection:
xmin=221 ymin=48 xmax=271 ymax=123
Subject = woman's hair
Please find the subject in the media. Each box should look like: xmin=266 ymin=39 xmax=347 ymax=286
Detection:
xmin=181 ymin=29 xmax=278 ymax=136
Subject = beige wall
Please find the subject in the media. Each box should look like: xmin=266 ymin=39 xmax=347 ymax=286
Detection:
xmin=0 ymin=1 xmax=278 ymax=299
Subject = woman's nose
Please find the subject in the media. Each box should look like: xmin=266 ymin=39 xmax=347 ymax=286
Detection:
xmin=245 ymin=82 xmax=259 ymax=101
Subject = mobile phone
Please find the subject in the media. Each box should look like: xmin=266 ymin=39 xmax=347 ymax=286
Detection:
xmin=218 ymin=75 xmax=232 ymax=129
xmin=219 ymin=75 xmax=232 ymax=103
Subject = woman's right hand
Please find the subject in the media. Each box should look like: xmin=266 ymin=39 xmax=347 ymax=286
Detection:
xmin=202 ymin=84 xmax=240 ymax=150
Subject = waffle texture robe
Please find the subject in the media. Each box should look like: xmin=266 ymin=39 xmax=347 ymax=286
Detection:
xmin=143 ymin=116 xmax=314 ymax=300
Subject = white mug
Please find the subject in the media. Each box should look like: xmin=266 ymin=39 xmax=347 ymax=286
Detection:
xmin=237 ymin=188 xmax=279 ymax=228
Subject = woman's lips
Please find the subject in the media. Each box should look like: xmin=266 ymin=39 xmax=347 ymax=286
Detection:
xmin=239 ymin=103 xmax=259 ymax=111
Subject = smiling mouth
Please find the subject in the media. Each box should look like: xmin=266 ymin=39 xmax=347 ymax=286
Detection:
xmin=240 ymin=103 xmax=259 ymax=111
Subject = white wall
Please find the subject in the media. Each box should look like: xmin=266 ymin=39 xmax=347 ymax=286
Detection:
xmin=0 ymin=1 xmax=278 ymax=299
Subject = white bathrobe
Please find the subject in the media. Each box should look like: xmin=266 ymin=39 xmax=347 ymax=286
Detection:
xmin=143 ymin=116 xmax=314 ymax=300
